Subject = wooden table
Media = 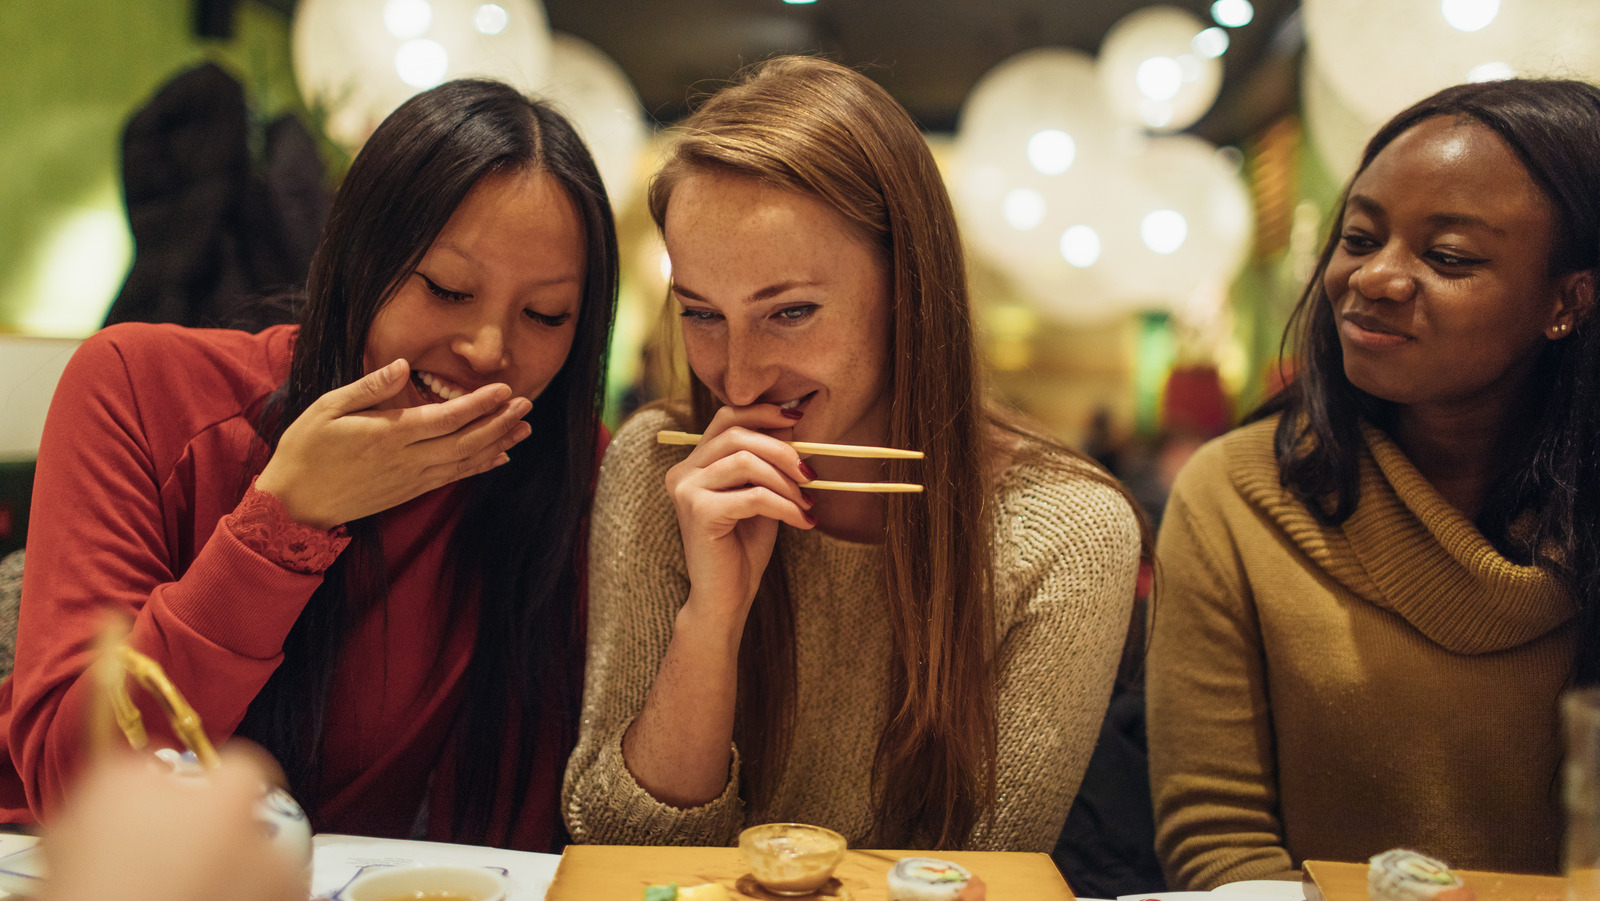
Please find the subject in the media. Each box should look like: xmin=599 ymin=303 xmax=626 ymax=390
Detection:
xmin=1302 ymin=860 xmax=1565 ymax=901
xmin=546 ymin=845 xmax=1075 ymax=900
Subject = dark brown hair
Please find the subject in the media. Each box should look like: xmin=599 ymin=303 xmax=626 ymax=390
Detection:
xmin=241 ymin=78 xmax=618 ymax=842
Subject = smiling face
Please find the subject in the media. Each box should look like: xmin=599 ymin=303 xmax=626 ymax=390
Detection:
xmin=364 ymin=168 xmax=585 ymax=410
xmin=664 ymin=172 xmax=894 ymax=447
xmin=1325 ymin=116 xmax=1577 ymax=420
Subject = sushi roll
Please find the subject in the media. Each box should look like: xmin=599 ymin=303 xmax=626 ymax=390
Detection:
xmin=887 ymin=857 xmax=971 ymax=901
xmin=1367 ymin=849 xmax=1477 ymax=901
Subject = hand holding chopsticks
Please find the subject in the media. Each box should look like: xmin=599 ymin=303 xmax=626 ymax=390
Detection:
xmin=657 ymin=430 xmax=925 ymax=493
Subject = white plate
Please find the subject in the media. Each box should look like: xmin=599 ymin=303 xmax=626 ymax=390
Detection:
xmin=1213 ymin=880 xmax=1306 ymax=900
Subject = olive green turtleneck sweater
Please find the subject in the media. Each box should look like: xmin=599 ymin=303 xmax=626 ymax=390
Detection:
xmin=1147 ymin=416 xmax=1574 ymax=889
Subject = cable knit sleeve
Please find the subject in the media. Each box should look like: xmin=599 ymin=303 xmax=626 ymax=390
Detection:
xmin=1145 ymin=437 xmax=1296 ymax=888
xmin=562 ymin=408 xmax=744 ymax=846
xmin=968 ymin=452 xmax=1143 ymax=852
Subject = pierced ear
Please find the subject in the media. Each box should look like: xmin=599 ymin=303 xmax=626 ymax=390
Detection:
xmin=1548 ymin=269 xmax=1596 ymax=338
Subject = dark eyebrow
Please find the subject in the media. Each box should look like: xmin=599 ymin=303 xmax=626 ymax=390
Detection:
xmin=672 ymin=280 xmax=824 ymax=304
xmin=1347 ymin=193 xmax=1507 ymax=236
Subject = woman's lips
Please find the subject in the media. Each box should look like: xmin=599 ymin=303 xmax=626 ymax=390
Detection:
xmin=1340 ymin=313 xmax=1413 ymax=349
xmin=777 ymin=391 xmax=817 ymax=413
xmin=411 ymin=370 xmax=469 ymax=403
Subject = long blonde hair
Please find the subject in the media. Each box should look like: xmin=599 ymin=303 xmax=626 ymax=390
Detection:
xmin=649 ymin=56 xmax=996 ymax=848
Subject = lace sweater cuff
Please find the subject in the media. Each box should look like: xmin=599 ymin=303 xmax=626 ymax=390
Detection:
xmin=229 ymin=481 xmax=350 ymax=574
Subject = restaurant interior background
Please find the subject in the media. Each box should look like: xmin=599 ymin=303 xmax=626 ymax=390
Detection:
xmin=3 ymin=0 xmax=1598 ymax=555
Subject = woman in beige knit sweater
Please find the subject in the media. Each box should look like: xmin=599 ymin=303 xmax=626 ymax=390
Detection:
xmin=1147 ymin=79 xmax=1600 ymax=889
xmin=561 ymin=57 xmax=1145 ymax=852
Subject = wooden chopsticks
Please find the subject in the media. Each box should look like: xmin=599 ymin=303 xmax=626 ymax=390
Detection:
xmin=656 ymin=430 xmax=925 ymax=493
xmin=656 ymin=430 xmax=923 ymax=459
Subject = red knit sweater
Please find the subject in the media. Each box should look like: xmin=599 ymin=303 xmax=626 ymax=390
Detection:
xmin=0 ymin=322 xmax=580 ymax=849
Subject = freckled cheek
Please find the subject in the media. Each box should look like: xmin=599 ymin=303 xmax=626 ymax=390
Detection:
xmin=680 ymin=332 xmax=726 ymax=390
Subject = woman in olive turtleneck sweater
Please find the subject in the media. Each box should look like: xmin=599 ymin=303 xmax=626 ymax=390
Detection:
xmin=1148 ymin=78 xmax=1600 ymax=889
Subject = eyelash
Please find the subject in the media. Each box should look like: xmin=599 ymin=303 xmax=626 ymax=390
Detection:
xmin=526 ymin=310 xmax=571 ymax=327
xmin=677 ymin=305 xmax=817 ymax=324
xmin=1428 ymin=251 xmax=1486 ymax=268
xmin=775 ymin=304 xmax=817 ymax=322
xmin=1339 ymin=234 xmax=1486 ymax=269
xmin=421 ymin=273 xmax=571 ymax=325
xmin=1339 ymin=232 xmax=1377 ymax=253
xmin=419 ymin=273 xmax=469 ymax=303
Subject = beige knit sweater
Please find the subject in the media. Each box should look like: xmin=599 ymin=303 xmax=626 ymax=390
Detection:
xmin=1147 ymin=417 xmax=1575 ymax=889
xmin=562 ymin=408 xmax=1142 ymax=851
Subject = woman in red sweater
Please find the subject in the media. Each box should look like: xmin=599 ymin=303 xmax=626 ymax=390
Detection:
xmin=0 ymin=78 xmax=618 ymax=850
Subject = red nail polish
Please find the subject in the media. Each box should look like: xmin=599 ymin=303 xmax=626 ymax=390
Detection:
xmin=799 ymin=461 xmax=818 ymax=481
xmin=801 ymin=491 xmax=816 ymax=507
xmin=804 ymin=512 xmax=817 ymax=526
xmin=780 ymin=407 xmax=804 ymax=420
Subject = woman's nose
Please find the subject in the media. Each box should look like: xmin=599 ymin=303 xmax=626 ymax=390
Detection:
xmin=719 ymin=331 xmax=775 ymax=406
xmin=452 ymin=319 xmax=510 ymax=373
xmin=1348 ymin=243 xmax=1418 ymax=304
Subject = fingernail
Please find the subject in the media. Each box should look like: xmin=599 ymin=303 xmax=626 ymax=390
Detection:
xmin=780 ymin=407 xmax=803 ymax=420
xmin=800 ymin=491 xmax=816 ymax=507
xmin=803 ymin=512 xmax=817 ymax=526
xmin=799 ymin=461 xmax=818 ymax=481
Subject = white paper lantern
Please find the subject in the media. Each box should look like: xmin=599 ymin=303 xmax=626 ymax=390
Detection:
xmin=952 ymin=48 xmax=1131 ymax=320
xmin=1098 ymin=6 xmax=1223 ymax=132
xmin=1003 ymin=164 xmax=1153 ymax=324
xmin=1304 ymin=0 xmax=1600 ymax=126
xmin=540 ymin=34 xmax=649 ymax=211
xmin=1098 ymin=134 xmax=1253 ymax=304
xmin=293 ymin=0 xmax=553 ymax=150
xmin=1301 ymin=51 xmax=1381 ymax=185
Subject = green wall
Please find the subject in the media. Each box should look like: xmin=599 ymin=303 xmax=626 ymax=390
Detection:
xmin=0 ymin=0 xmax=303 ymax=336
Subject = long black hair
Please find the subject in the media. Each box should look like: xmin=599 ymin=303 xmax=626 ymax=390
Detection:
xmin=237 ymin=79 xmax=618 ymax=841
xmin=1251 ymin=78 xmax=1600 ymax=682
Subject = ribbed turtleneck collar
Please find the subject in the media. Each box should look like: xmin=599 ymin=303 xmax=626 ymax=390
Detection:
xmin=1227 ymin=417 xmax=1573 ymax=654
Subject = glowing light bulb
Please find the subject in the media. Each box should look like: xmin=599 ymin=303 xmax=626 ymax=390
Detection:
xmin=1060 ymin=226 xmax=1102 ymax=268
xmin=1468 ymin=61 xmax=1515 ymax=81
xmin=1141 ymin=209 xmax=1188 ymax=254
xmin=1441 ymin=0 xmax=1499 ymax=32
xmin=1027 ymin=129 xmax=1076 ymax=175
xmin=1193 ymin=27 xmax=1229 ymax=58
xmin=395 ymin=39 xmax=449 ymax=88
xmin=474 ymin=3 xmax=508 ymax=34
xmin=383 ymin=0 xmax=432 ymax=38
xmin=1003 ymin=189 xmax=1047 ymax=231
xmin=1136 ymin=56 xmax=1183 ymax=100
xmin=1211 ymin=0 xmax=1254 ymax=27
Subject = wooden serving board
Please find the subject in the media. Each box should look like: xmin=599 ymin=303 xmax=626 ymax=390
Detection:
xmin=1303 ymin=860 xmax=1565 ymax=901
xmin=546 ymin=844 xmax=1075 ymax=900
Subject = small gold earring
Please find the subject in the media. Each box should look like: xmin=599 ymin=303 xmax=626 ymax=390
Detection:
xmin=1553 ymin=322 xmax=1571 ymax=335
